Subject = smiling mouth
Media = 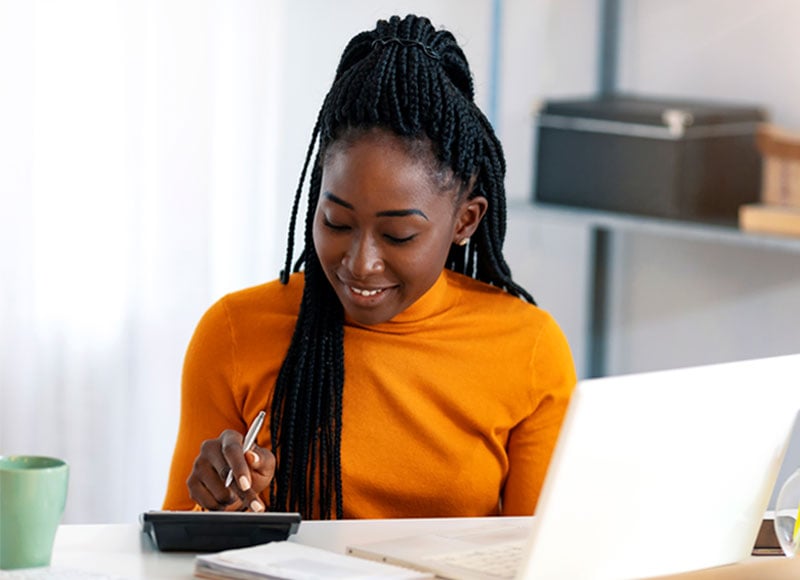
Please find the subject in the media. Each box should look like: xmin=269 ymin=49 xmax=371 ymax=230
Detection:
xmin=349 ymin=286 xmax=386 ymax=297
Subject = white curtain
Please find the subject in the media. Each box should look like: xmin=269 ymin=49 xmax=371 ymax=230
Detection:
xmin=0 ymin=0 xmax=285 ymax=523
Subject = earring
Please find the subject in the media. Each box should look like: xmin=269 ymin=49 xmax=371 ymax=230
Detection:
xmin=458 ymin=238 xmax=469 ymax=247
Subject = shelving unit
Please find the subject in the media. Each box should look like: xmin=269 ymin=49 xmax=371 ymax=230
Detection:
xmin=509 ymin=200 xmax=800 ymax=378
xmin=522 ymin=202 xmax=800 ymax=256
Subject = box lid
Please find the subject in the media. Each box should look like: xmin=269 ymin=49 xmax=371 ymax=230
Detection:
xmin=538 ymin=94 xmax=767 ymax=139
xmin=541 ymin=95 xmax=766 ymax=125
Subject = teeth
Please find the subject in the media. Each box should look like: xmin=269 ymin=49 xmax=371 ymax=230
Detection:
xmin=351 ymin=287 xmax=384 ymax=297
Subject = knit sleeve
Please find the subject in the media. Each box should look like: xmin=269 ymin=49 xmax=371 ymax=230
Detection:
xmin=501 ymin=313 xmax=577 ymax=516
xmin=162 ymin=297 xmax=246 ymax=510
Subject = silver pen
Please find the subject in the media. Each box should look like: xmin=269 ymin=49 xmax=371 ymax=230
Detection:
xmin=225 ymin=410 xmax=266 ymax=488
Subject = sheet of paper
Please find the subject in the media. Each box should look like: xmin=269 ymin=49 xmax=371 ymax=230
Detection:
xmin=195 ymin=540 xmax=433 ymax=580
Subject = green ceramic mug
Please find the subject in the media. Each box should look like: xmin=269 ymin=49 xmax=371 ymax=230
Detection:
xmin=0 ymin=456 xmax=69 ymax=570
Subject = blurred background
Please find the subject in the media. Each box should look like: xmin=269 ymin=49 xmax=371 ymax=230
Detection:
xmin=1 ymin=0 xmax=799 ymax=524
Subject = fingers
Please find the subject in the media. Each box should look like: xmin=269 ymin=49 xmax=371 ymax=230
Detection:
xmin=220 ymin=429 xmax=252 ymax=492
xmin=187 ymin=431 xmax=275 ymax=512
xmin=188 ymin=477 xmax=244 ymax=512
xmin=187 ymin=438 xmax=238 ymax=510
xmin=232 ymin=446 xmax=275 ymax=512
xmin=245 ymin=447 xmax=276 ymax=512
xmin=247 ymin=446 xmax=276 ymax=481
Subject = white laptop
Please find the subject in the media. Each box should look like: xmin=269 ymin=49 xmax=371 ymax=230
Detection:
xmin=347 ymin=354 xmax=800 ymax=580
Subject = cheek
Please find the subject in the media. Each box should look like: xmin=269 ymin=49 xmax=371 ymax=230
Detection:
xmin=399 ymin=236 xmax=453 ymax=282
xmin=312 ymin=215 xmax=335 ymax=261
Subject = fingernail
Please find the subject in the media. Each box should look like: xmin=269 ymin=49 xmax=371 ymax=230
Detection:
xmin=247 ymin=450 xmax=259 ymax=465
xmin=251 ymin=500 xmax=264 ymax=512
xmin=239 ymin=475 xmax=251 ymax=491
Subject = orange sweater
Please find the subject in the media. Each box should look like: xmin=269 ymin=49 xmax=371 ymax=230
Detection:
xmin=163 ymin=270 xmax=576 ymax=518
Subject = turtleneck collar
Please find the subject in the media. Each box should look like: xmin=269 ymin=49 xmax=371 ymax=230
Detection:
xmin=345 ymin=270 xmax=456 ymax=334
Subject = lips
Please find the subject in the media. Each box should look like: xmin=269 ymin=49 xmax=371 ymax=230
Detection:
xmin=349 ymin=286 xmax=385 ymax=297
xmin=337 ymin=277 xmax=396 ymax=302
xmin=332 ymin=275 xmax=404 ymax=324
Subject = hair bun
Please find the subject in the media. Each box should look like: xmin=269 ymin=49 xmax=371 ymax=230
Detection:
xmin=335 ymin=14 xmax=475 ymax=102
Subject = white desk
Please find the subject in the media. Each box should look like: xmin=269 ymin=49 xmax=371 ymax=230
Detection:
xmin=48 ymin=517 xmax=531 ymax=579
xmin=44 ymin=518 xmax=800 ymax=580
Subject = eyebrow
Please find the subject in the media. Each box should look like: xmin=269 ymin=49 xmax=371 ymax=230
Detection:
xmin=323 ymin=192 xmax=429 ymax=221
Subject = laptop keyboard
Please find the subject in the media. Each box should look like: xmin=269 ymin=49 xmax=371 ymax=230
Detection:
xmin=425 ymin=541 xmax=525 ymax=579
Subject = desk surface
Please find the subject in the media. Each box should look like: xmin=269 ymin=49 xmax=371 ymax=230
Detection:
xmin=49 ymin=517 xmax=532 ymax=579
xmin=44 ymin=519 xmax=800 ymax=580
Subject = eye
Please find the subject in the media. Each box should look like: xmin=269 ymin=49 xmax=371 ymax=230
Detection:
xmin=323 ymin=216 xmax=350 ymax=231
xmin=384 ymin=233 xmax=417 ymax=245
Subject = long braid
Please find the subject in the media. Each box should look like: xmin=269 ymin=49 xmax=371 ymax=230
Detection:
xmin=270 ymin=14 xmax=535 ymax=520
xmin=281 ymin=117 xmax=321 ymax=284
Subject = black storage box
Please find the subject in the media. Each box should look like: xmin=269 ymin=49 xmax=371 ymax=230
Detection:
xmin=533 ymin=95 xmax=767 ymax=223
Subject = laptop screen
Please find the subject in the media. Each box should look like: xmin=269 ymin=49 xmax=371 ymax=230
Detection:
xmin=522 ymin=354 xmax=800 ymax=579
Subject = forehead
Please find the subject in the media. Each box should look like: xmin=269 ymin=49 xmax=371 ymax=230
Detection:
xmin=325 ymin=127 xmax=434 ymax=163
xmin=322 ymin=128 xmax=456 ymax=196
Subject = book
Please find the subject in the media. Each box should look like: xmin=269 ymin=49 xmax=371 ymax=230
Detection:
xmin=194 ymin=540 xmax=433 ymax=580
xmin=739 ymin=203 xmax=800 ymax=238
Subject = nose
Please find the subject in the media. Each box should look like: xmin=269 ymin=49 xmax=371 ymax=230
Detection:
xmin=343 ymin=234 xmax=384 ymax=278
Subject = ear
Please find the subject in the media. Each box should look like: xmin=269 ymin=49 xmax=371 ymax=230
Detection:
xmin=452 ymin=196 xmax=488 ymax=245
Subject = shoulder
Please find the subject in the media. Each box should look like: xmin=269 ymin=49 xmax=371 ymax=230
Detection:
xmin=195 ymin=273 xmax=304 ymax=336
xmin=444 ymin=270 xmax=552 ymax=326
xmin=219 ymin=273 xmax=304 ymax=316
xmin=445 ymin=270 xmax=575 ymax=373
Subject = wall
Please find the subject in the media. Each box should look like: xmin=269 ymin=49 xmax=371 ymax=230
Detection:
xmin=494 ymin=0 xmax=600 ymax=375
xmin=606 ymin=0 xmax=800 ymax=375
xmin=618 ymin=0 xmax=800 ymax=130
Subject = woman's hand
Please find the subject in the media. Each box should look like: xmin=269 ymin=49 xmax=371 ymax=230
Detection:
xmin=186 ymin=430 xmax=276 ymax=512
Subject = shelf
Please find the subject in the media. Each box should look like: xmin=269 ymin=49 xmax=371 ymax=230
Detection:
xmin=508 ymin=201 xmax=800 ymax=255
xmin=507 ymin=199 xmax=800 ymax=378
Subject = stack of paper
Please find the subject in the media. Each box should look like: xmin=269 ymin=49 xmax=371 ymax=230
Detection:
xmin=194 ymin=541 xmax=433 ymax=580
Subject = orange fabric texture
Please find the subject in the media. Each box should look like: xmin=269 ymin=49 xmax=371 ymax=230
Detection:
xmin=163 ymin=270 xmax=576 ymax=518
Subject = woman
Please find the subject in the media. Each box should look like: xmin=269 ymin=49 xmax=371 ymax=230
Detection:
xmin=163 ymin=14 xmax=576 ymax=520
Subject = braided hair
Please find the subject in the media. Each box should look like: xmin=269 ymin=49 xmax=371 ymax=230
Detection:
xmin=270 ymin=14 xmax=534 ymax=519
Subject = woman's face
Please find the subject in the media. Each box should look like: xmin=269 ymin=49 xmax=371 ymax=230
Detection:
xmin=313 ymin=130 xmax=486 ymax=326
